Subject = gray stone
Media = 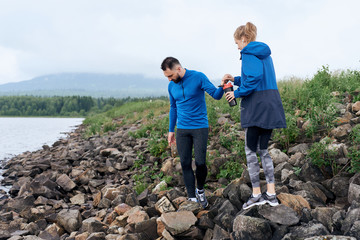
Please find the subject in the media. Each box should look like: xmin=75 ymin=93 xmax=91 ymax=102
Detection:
xmin=87 ymin=232 xmax=106 ymax=240
xmin=258 ymin=204 xmax=300 ymax=226
xmin=349 ymin=220 xmax=360 ymax=239
xmin=349 ymin=173 xmax=360 ymax=204
xmin=288 ymin=222 xmax=330 ymax=239
xmin=160 ymin=211 xmax=197 ymax=235
xmin=269 ymin=148 xmax=290 ymax=166
xmin=212 ymin=224 xmax=230 ymax=240
xmin=81 ymin=218 xmax=106 ymax=233
xmin=133 ymin=218 xmax=158 ymax=240
xmin=56 ymin=174 xmax=76 ymax=192
xmin=312 ymin=207 xmax=338 ymax=232
xmin=232 ymin=215 xmax=272 ymax=240
xmin=56 ymin=209 xmax=82 ymax=233
xmin=341 ymin=208 xmax=360 ymax=234
xmin=288 ymin=143 xmax=309 ymax=155
xmin=299 ymin=162 xmax=325 ymax=183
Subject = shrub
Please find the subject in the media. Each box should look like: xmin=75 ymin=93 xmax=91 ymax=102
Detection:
xmin=217 ymin=160 xmax=244 ymax=181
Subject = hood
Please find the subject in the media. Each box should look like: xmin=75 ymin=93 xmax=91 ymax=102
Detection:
xmin=241 ymin=41 xmax=271 ymax=59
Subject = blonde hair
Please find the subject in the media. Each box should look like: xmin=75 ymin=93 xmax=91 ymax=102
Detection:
xmin=234 ymin=22 xmax=257 ymax=42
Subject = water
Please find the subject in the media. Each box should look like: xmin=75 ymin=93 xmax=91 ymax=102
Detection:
xmin=0 ymin=117 xmax=84 ymax=193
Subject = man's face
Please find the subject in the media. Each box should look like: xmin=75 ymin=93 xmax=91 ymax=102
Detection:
xmin=163 ymin=66 xmax=181 ymax=83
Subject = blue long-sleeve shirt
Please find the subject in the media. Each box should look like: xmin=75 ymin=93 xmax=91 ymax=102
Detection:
xmin=168 ymin=69 xmax=223 ymax=132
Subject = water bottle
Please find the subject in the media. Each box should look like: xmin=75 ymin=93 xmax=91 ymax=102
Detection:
xmin=223 ymin=82 xmax=237 ymax=107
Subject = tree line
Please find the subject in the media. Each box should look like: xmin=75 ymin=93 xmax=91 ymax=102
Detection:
xmin=0 ymin=96 xmax=133 ymax=117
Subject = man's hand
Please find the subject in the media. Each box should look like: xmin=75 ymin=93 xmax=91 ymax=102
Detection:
xmin=168 ymin=132 xmax=176 ymax=146
xmin=225 ymin=91 xmax=235 ymax=102
xmin=221 ymin=74 xmax=234 ymax=86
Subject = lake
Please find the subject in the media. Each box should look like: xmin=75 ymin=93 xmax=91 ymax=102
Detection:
xmin=0 ymin=117 xmax=84 ymax=193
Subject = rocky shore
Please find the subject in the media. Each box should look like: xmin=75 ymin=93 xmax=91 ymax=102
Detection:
xmin=1 ymin=101 xmax=360 ymax=240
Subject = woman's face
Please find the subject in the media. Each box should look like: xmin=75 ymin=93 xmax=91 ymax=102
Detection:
xmin=235 ymin=37 xmax=248 ymax=50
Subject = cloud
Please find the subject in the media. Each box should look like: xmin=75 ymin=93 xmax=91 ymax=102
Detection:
xmin=0 ymin=0 xmax=359 ymax=84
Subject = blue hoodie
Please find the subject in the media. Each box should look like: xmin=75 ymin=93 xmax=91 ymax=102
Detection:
xmin=168 ymin=69 xmax=223 ymax=132
xmin=233 ymin=41 xmax=286 ymax=129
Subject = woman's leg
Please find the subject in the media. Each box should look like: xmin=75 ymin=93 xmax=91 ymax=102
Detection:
xmin=258 ymin=128 xmax=275 ymax=194
xmin=245 ymin=127 xmax=261 ymax=195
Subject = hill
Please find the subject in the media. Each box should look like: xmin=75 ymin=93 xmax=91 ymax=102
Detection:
xmin=0 ymin=73 xmax=169 ymax=98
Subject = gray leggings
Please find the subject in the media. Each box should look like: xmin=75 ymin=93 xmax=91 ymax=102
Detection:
xmin=245 ymin=127 xmax=275 ymax=188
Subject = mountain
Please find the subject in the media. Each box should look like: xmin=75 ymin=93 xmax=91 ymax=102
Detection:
xmin=0 ymin=73 xmax=169 ymax=98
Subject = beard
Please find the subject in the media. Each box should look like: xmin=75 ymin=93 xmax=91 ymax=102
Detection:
xmin=172 ymin=75 xmax=181 ymax=83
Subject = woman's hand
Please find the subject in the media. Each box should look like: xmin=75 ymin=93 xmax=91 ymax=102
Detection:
xmin=221 ymin=74 xmax=234 ymax=87
xmin=225 ymin=91 xmax=235 ymax=102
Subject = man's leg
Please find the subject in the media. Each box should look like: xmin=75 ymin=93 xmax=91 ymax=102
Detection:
xmin=193 ymin=128 xmax=209 ymax=208
xmin=176 ymin=129 xmax=196 ymax=198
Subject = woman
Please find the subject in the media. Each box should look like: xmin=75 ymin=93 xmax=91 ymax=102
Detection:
xmin=222 ymin=22 xmax=286 ymax=210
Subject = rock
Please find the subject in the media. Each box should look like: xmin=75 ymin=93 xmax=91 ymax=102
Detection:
xmin=352 ymin=101 xmax=360 ymax=112
xmin=100 ymin=148 xmax=120 ymax=157
xmin=312 ymin=207 xmax=338 ymax=232
xmin=175 ymin=226 xmax=204 ymax=239
xmin=329 ymin=176 xmax=350 ymax=198
xmin=86 ymin=232 xmax=106 ymax=240
xmin=288 ymin=143 xmax=309 ymax=155
xmin=0 ymin=230 xmax=11 ymax=239
xmin=299 ymin=162 xmax=325 ymax=183
xmin=349 ymin=220 xmax=360 ymax=239
xmin=56 ymin=209 xmax=82 ymax=233
xmin=330 ymin=124 xmax=352 ymax=140
xmin=269 ymin=148 xmax=289 ymax=165
xmin=127 ymin=208 xmax=149 ymax=225
xmin=304 ymin=236 xmax=356 ymax=240
xmin=152 ymin=180 xmax=167 ymax=194
xmin=341 ymin=208 xmax=360 ymax=234
xmin=161 ymin=229 xmax=175 ymax=240
xmin=349 ymin=173 xmax=360 ymax=204
xmin=56 ymin=174 xmax=76 ymax=192
xmin=81 ymin=218 xmax=106 ymax=233
xmin=258 ymin=204 xmax=300 ymax=226
xmin=274 ymin=162 xmax=294 ymax=180
xmin=155 ymin=196 xmax=176 ymax=214
xmin=212 ymin=224 xmax=230 ymax=240
xmin=70 ymin=193 xmax=86 ymax=205
xmin=114 ymin=203 xmax=132 ymax=215
xmin=133 ymin=218 xmax=158 ymax=240
xmin=277 ymin=193 xmax=311 ymax=215
xmin=160 ymin=211 xmax=197 ymax=235
xmin=178 ymin=200 xmax=202 ymax=214
xmin=288 ymin=222 xmax=330 ymax=239
xmin=217 ymin=116 xmax=229 ymax=125
xmin=232 ymin=215 xmax=272 ymax=240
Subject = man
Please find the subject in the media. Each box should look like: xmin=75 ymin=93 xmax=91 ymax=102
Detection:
xmin=161 ymin=57 xmax=224 ymax=208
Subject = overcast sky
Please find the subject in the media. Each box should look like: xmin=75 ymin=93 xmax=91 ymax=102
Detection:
xmin=0 ymin=0 xmax=359 ymax=84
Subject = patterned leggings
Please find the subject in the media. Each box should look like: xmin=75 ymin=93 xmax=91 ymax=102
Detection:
xmin=245 ymin=127 xmax=275 ymax=188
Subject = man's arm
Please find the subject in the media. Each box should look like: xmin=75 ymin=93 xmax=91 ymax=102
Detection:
xmin=168 ymin=87 xmax=177 ymax=145
xmin=200 ymin=73 xmax=224 ymax=100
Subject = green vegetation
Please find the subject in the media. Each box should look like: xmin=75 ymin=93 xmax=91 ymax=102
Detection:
xmin=0 ymin=95 xmax=128 ymax=117
xmin=308 ymin=137 xmax=338 ymax=176
xmin=348 ymin=125 xmax=360 ymax=173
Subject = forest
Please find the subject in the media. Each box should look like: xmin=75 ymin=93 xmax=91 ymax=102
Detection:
xmin=0 ymin=96 xmax=140 ymax=117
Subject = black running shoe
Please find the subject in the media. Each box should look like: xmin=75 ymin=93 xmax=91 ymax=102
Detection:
xmin=242 ymin=194 xmax=266 ymax=210
xmin=259 ymin=192 xmax=279 ymax=206
xmin=195 ymin=188 xmax=209 ymax=209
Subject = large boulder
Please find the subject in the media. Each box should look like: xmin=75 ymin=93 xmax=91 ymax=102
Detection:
xmin=349 ymin=173 xmax=360 ymax=204
xmin=232 ymin=215 xmax=272 ymax=240
xmin=258 ymin=204 xmax=300 ymax=226
xmin=160 ymin=211 xmax=197 ymax=236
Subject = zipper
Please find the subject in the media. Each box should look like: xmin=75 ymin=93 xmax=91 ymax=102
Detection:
xmin=181 ymin=80 xmax=185 ymax=100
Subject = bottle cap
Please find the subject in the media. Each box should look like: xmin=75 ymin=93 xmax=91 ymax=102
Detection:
xmin=223 ymin=82 xmax=233 ymax=90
